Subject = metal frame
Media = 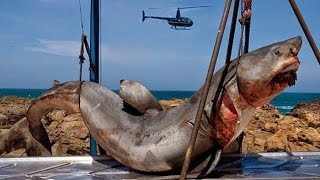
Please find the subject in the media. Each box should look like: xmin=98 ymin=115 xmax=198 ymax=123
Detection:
xmin=1 ymin=152 xmax=320 ymax=179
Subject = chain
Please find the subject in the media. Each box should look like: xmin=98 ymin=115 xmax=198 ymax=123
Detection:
xmin=237 ymin=0 xmax=245 ymax=58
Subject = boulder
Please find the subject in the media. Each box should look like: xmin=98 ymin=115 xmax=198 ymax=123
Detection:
xmin=0 ymin=118 xmax=51 ymax=156
xmin=0 ymin=113 xmax=8 ymax=125
xmin=159 ymin=98 xmax=185 ymax=109
xmin=242 ymin=100 xmax=320 ymax=152
xmin=0 ymin=96 xmax=32 ymax=128
xmin=41 ymin=111 xmax=90 ymax=156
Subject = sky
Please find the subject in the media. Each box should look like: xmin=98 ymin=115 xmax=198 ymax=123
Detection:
xmin=0 ymin=0 xmax=319 ymax=92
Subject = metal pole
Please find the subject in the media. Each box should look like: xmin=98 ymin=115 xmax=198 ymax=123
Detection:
xmin=179 ymin=0 xmax=233 ymax=179
xmin=226 ymin=0 xmax=240 ymax=64
xmin=244 ymin=19 xmax=250 ymax=53
xmin=89 ymin=0 xmax=100 ymax=156
xmin=289 ymin=0 xmax=320 ymax=65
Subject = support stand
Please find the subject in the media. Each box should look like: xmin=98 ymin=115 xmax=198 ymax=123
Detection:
xmin=289 ymin=0 xmax=320 ymax=65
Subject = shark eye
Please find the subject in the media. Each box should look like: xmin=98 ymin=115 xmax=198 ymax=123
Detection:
xmin=274 ymin=48 xmax=281 ymax=56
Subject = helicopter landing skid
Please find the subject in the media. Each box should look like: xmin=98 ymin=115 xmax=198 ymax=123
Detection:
xmin=171 ymin=26 xmax=191 ymax=30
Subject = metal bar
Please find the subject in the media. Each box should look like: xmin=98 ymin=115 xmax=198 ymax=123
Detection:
xmin=289 ymin=0 xmax=320 ymax=65
xmin=0 ymin=163 xmax=17 ymax=170
xmin=179 ymin=0 xmax=233 ymax=179
xmin=26 ymin=162 xmax=71 ymax=177
xmin=243 ymin=0 xmax=252 ymax=54
xmin=244 ymin=19 xmax=250 ymax=53
xmin=226 ymin=0 xmax=240 ymax=63
xmin=89 ymin=0 xmax=100 ymax=156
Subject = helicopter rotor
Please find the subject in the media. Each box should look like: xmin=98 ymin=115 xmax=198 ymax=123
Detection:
xmin=147 ymin=5 xmax=211 ymax=11
xmin=177 ymin=5 xmax=211 ymax=10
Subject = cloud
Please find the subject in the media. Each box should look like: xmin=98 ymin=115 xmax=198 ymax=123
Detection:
xmin=27 ymin=39 xmax=194 ymax=65
xmin=29 ymin=39 xmax=81 ymax=57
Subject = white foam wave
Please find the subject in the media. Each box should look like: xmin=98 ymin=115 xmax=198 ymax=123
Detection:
xmin=276 ymin=106 xmax=294 ymax=110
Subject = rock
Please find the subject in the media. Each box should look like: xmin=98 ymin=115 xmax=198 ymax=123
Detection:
xmin=0 ymin=114 xmax=8 ymax=127
xmin=297 ymin=127 xmax=320 ymax=144
xmin=0 ymin=113 xmax=8 ymax=121
xmin=159 ymin=99 xmax=184 ymax=109
xmin=42 ymin=111 xmax=90 ymax=155
xmin=265 ymin=135 xmax=287 ymax=152
xmin=290 ymin=100 xmax=320 ymax=128
xmin=243 ymin=100 xmax=320 ymax=153
xmin=1 ymin=148 xmax=27 ymax=157
xmin=263 ymin=122 xmax=278 ymax=133
xmin=52 ymin=142 xmax=64 ymax=156
xmin=0 ymin=96 xmax=33 ymax=128
xmin=0 ymin=118 xmax=51 ymax=157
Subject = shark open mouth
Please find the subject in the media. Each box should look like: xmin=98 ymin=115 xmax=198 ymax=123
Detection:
xmin=272 ymin=70 xmax=297 ymax=87
xmin=271 ymin=57 xmax=300 ymax=87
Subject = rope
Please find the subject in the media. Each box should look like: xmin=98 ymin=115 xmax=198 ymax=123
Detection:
xmin=78 ymin=0 xmax=85 ymax=106
xmin=78 ymin=0 xmax=85 ymax=34
xmin=78 ymin=36 xmax=85 ymax=106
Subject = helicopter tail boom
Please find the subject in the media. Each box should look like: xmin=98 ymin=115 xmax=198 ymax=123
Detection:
xmin=142 ymin=10 xmax=172 ymax=22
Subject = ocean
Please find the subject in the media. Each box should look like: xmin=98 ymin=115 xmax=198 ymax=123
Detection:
xmin=0 ymin=88 xmax=319 ymax=114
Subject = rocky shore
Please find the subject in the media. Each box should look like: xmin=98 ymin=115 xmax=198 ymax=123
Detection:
xmin=0 ymin=96 xmax=319 ymax=157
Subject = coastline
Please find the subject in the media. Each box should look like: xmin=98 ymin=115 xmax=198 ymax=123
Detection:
xmin=1 ymin=89 xmax=320 ymax=114
xmin=0 ymin=95 xmax=319 ymax=157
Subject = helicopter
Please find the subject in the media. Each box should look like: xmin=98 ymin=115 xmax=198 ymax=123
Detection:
xmin=142 ymin=6 xmax=211 ymax=30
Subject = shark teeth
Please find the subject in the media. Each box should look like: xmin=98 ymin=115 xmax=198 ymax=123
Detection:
xmin=273 ymin=70 xmax=297 ymax=87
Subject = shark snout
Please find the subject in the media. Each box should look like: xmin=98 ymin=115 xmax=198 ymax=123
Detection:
xmin=289 ymin=36 xmax=302 ymax=56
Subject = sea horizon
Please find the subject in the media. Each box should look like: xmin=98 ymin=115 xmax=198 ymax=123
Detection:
xmin=0 ymin=87 xmax=319 ymax=93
